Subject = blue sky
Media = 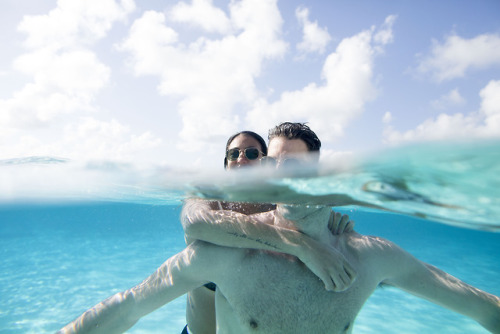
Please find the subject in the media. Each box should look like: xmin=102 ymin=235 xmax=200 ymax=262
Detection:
xmin=1 ymin=0 xmax=499 ymax=169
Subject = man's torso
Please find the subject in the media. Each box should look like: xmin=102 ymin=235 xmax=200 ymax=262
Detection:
xmin=201 ymin=234 xmax=384 ymax=334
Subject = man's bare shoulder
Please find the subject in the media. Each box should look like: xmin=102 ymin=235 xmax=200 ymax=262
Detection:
xmin=339 ymin=233 xmax=403 ymax=265
xmin=341 ymin=232 xmax=417 ymax=281
xmin=343 ymin=232 xmax=397 ymax=250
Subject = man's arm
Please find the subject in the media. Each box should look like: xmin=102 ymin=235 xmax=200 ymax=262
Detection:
xmin=182 ymin=199 xmax=356 ymax=291
xmin=377 ymin=240 xmax=500 ymax=333
xmin=57 ymin=243 xmax=210 ymax=334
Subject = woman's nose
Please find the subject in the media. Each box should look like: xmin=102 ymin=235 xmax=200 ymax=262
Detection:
xmin=237 ymin=154 xmax=249 ymax=165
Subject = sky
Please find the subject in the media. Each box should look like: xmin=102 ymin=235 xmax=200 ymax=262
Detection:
xmin=1 ymin=0 xmax=499 ymax=169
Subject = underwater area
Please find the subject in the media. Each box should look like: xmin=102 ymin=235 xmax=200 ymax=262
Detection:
xmin=1 ymin=141 xmax=499 ymax=333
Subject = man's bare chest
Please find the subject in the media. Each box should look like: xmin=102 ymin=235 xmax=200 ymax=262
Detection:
xmin=214 ymin=250 xmax=373 ymax=333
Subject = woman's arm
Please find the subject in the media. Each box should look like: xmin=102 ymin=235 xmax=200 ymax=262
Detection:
xmin=181 ymin=199 xmax=356 ymax=291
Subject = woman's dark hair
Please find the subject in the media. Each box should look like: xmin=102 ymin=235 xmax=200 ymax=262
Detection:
xmin=268 ymin=122 xmax=321 ymax=152
xmin=224 ymin=131 xmax=267 ymax=169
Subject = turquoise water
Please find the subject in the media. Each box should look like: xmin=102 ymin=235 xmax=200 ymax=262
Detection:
xmin=1 ymin=141 xmax=499 ymax=333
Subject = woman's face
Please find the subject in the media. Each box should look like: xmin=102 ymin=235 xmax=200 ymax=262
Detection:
xmin=226 ymin=134 xmax=264 ymax=170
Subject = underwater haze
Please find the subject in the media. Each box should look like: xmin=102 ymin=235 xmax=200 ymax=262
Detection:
xmin=1 ymin=141 xmax=499 ymax=333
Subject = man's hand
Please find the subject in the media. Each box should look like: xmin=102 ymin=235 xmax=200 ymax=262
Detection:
xmin=297 ymin=236 xmax=357 ymax=292
xmin=328 ymin=211 xmax=355 ymax=235
xmin=296 ymin=210 xmax=356 ymax=291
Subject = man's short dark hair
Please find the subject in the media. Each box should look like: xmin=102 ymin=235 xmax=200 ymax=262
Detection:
xmin=268 ymin=122 xmax=321 ymax=152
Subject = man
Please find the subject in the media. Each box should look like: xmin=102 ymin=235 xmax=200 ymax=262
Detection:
xmin=58 ymin=123 xmax=500 ymax=333
xmin=183 ymin=128 xmax=355 ymax=334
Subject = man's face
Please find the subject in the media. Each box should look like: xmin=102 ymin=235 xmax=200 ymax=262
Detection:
xmin=266 ymin=137 xmax=309 ymax=168
xmin=268 ymin=137 xmax=321 ymax=220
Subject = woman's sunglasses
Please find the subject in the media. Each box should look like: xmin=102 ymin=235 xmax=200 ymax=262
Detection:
xmin=226 ymin=147 xmax=263 ymax=161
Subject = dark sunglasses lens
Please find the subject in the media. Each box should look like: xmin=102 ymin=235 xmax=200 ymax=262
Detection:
xmin=245 ymin=148 xmax=260 ymax=160
xmin=226 ymin=149 xmax=240 ymax=161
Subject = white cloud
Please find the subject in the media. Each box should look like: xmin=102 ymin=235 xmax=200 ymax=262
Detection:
xmin=373 ymin=15 xmax=396 ymax=51
xmin=2 ymin=0 xmax=135 ymax=129
xmin=4 ymin=50 xmax=110 ymax=127
xmin=119 ymin=11 xmax=180 ymax=76
xmin=169 ymin=0 xmax=231 ymax=34
xmin=0 ymin=117 xmax=162 ymax=162
xmin=430 ymin=88 xmax=466 ymax=110
xmin=119 ymin=0 xmax=287 ymax=150
xmin=0 ymin=0 xmax=164 ymax=162
xmin=18 ymin=0 xmax=135 ymax=50
xmin=417 ymin=33 xmax=500 ymax=81
xmin=384 ymin=113 xmax=478 ymax=143
xmin=245 ymin=16 xmax=395 ymax=143
xmin=480 ymin=79 xmax=500 ymax=132
xmin=384 ymin=80 xmax=500 ymax=143
xmin=382 ymin=112 xmax=392 ymax=124
xmin=61 ymin=117 xmax=162 ymax=160
xmin=296 ymin=6 xmax=331 ymax=55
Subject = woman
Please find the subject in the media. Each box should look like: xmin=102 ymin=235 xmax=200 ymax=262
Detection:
xmin=219 ymin=130 xmax=277 ymax=214
xmin=182 ymin=131 xmax=354 ymax=334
